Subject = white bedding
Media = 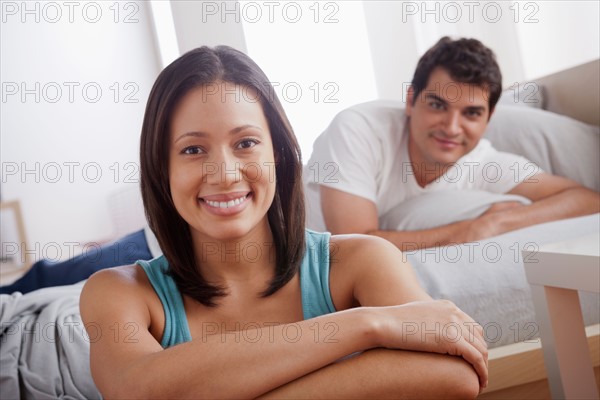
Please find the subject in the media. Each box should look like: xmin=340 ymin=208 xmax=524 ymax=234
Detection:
xmin=402 ymin=212 xmax=600 ymax=348
xmin=380 ymin=190 xmax=532 ymax=231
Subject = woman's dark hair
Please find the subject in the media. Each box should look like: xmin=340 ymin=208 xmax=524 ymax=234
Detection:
xmin=140 ymin=46 xmax=305 ymax=306
xmin=410 ymin=36 xmax=503 ymax=113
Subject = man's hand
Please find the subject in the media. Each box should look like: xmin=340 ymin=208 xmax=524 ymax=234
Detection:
xmin=458 ymin=211 xmax=505 ymax=243
xmin=457 ymin=200 xmax=528 ymax=242
xmin=481 ymin=201 xmax=526 ymax=216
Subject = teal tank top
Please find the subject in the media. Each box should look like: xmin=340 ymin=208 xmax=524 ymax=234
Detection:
xmin=137 ymin=230 xmax=336 ymax=348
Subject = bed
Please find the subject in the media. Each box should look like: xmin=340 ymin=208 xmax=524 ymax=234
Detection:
xmin=1 ymin=60 xmax=598 ymax=399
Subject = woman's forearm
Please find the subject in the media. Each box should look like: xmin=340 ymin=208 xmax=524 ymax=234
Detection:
xmin=108 ymin=308 xmax=377 ymax=399
xmin=259 ymin=348 xmax=481 ymax=399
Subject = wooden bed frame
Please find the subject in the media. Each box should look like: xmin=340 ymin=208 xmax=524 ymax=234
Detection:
xmin=479 ymin=59 xmax=600 ymax=399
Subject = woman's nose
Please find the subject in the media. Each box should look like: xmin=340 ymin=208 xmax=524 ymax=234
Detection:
xmin=203 ymin=150 xmax=242 ymax=186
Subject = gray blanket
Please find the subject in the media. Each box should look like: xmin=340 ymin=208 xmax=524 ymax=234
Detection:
xmin=0 ymin=281 xmax=100 ymax=399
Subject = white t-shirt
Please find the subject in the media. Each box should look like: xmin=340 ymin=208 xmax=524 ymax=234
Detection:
xmin=304 ymin=101 xmax=540 ymax=232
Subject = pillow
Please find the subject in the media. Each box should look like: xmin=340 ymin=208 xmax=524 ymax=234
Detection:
xmin=379 ymin=190 xmax=531 ymax=231
xmin=485 ymin=106 xmax=600 ymax=191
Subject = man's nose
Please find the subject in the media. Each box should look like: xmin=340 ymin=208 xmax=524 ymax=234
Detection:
xmin=444 ymin=111 xmax=462 ymax=137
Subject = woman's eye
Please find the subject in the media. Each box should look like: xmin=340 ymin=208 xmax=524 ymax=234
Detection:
xmin=237 ymin=139 xmax=259 ymax=149
xmin=182 ymin=146 xmax=204 ymax=155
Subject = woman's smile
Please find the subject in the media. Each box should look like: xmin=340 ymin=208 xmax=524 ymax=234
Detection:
xmin=199 ymin=191 xmax=253 ymax=216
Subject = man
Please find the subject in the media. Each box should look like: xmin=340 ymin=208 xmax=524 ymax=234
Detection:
xmin=304 ymin=36 xmax=599 ymax=251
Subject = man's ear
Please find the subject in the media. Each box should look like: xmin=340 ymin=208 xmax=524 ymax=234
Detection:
xmin=406 ymin=86 xmax=415 ymax=116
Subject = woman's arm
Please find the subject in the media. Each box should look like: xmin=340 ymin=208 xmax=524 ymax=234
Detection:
xmin=260 ymin=235 xmax=486 ymax=398
xmin=80 ymin=266 xmax=378 ymax=399
xmin=330 ymin=234 xmax=487 ymax=377
xmin=81 ymin=237 xmax=486 ymax=399
xmin=260 ymin=348 xmax=480 ymax=399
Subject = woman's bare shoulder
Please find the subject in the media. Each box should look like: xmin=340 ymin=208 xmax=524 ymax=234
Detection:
xmin=327 ymin=234 xmax=403 ymax=310
xmin=329 ymin=233 xmax=401 ymax=266
xmin=84 ymin=263 xmax=151 ymax=290
xmin=80 ymin=263 xmax=156 ymax=323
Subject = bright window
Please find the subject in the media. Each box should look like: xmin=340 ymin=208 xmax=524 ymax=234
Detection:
xmin=241 ymin=1 xmax=377 ymax=161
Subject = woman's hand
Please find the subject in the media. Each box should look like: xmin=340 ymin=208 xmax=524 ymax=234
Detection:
xmin=368 ymin=299 xmax=488 ymax=390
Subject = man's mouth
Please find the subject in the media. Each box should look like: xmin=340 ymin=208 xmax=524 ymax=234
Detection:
xmin=432 ymin=135 xmax=461 ymax=147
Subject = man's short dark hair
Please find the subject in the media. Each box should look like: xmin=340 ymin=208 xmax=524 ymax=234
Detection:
xmin=410 ymin=37 xmax=502 ymax=111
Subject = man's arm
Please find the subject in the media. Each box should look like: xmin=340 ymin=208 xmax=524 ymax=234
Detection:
xmin=469 ymin=173 xmax=600 ymax=239
xmin=320 ymin=174 xmax=600 ymax=250
xmin=320 ymin=185 xmax=474 ymax=251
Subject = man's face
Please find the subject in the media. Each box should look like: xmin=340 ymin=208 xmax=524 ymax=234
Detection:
xmin=406 ymin=67 xmax=492 ymax=172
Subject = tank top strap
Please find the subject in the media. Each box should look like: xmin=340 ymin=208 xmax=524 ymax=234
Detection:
xmin=137 ymin=256 xmax=191 ymax=348
xmin=300 ymin=230 xmax=337 ymax=319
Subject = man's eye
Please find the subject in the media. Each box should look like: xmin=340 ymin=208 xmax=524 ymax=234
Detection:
xmin=466 ymin=110 xmax=482 ymax=117
xmin=182 ymin=146 xmax=204 ymax=155
xmin=237 ymin=139 xmax=259 ymax=149
xmin=429 ymin=101 xmax=444 ymax=110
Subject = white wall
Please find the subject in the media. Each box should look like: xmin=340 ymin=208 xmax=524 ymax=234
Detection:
xmin=241 ymin=1 xmax=378 ymax=161
xmin=515 ymin=1 xmax=600 ymax=79
xmin=363 ymin=0 xmax=599 ymax=101
xmin=170 ymin=0 xmax=247 ymax=54
xmin=1 ymin=0 xmax=598 ymax=263
xmin=1 ymin=1 xmax=159 ymax=261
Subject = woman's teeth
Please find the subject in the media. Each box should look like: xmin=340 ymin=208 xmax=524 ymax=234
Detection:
xmin=205 ymin=195 xmax=247 ymax=209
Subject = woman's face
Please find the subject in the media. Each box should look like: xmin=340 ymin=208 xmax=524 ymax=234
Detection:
xmin=168 ymin=82 xmax=276 ymax=242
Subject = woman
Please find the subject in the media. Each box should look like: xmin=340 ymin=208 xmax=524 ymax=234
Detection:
xmin=80 ymin=46 xmax=487 ymax=399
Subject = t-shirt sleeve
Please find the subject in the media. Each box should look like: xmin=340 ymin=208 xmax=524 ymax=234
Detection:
xmin=305 ymin=109 xmax=382 ymax=203
xmin=472 ymin=140 xmax=544 ymax=193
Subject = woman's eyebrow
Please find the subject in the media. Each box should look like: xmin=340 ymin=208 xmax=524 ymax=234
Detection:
xmin=174 ymin=125 xmax=263 ymax=144
xmin=173 ymin=131 xmax=209 ymax=144
xmin=230 ymin=124 xmax=263 ymax=135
